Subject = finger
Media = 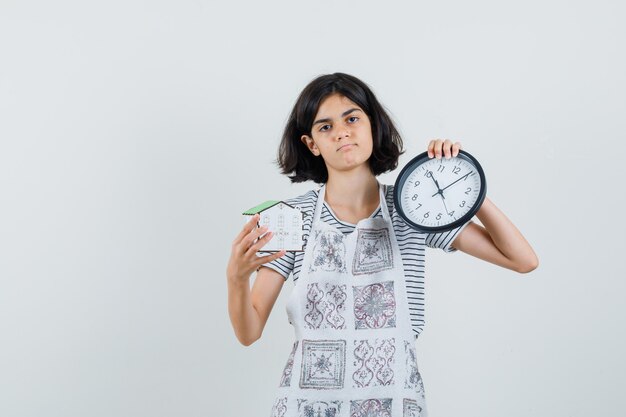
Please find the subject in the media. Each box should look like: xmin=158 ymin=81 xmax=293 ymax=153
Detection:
xmin=427 ymin=140 xmax=436 ymax=158
xmin=435 ymin=139 xmax=443 ymax=159
xmin=453 ymin=141 xmax=462 ymax=157
xmin=444 ymin=139 xmax=453 ymax=159
xmin=247 ymin=229 xmax=275 ymax=254
xmin=233 ymin=213 xmax=260 ymax=246
xmin=233 ymin=226 xmax=267 ymax=256
xmin=254 ymin=249 xmax=287 ymax=267
xmin=239 ymin=225 xmax=268 ymax=255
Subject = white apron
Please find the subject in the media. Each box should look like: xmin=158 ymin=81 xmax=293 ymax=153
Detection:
xmin=270 ymin=183 xmax=428 ymax=417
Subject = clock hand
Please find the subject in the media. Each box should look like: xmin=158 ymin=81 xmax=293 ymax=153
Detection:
xmin=429 ymin=172 xmax=448 ymax=199
xmin=429 ymin=173 xmax=455 ymax=216
xmin=440 ymin=171 xmax=473 ymax=192
xmin=440 ymin=193 xmax=450 ymax=215
xmin=428 ymin=170 xmax=445 ymax=199
xmin=428 ymin=172 xmax=452 ymax=214
xmin=424 ymin=170 xmax=446 ymax=212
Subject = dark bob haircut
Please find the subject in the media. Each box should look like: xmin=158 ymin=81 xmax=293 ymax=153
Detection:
xmin=277 ymin=72 xmax=404 ymax=184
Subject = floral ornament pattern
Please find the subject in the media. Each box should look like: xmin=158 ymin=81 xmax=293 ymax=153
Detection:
xmin=304 ymin=283 xmax=347 ymax=330
xmin=296 ymin=399 xmax=342 ymax=417
xmin=300 ymin=339 xmax=346 ymax=389
xmin=309 ymin=230 xmax=347 ymax=274
xmin=279 ymin=341 xmax=299 ymax=387
xmin=352 ymin=228 xmax=393 ymax=275
xmin=270 ymin=397 xmax=288 ymax=417
xmin=404 ymin=340 xmax=422 ymax=390
xmin=352 ymin=338 xmax=396 ymax=388
xmin=353 ymin=281 xmax=397 ymax=330
xmin=403 ymin=398 xmax=422 ymax=417
xmin=350 ymin=398 xmax=392 ymax=417
xmin=404 ymin=339 xmax=426 ymax=401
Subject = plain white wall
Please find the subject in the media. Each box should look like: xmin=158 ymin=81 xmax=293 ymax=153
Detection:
xmin=1 ymin=1 xmax=624 ymax=416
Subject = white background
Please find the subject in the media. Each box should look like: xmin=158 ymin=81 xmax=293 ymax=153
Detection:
xmin=1 ymin=1 xmax=624 ymax=416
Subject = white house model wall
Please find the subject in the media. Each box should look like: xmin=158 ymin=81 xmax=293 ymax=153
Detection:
xmin=242 ymin=202 xmax=305 ymax=252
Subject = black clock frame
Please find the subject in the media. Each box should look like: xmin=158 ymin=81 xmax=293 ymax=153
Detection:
xmin=393 ymin=149 xmax=487 ymax=233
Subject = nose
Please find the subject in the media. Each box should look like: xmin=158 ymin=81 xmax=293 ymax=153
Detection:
xmin=337 ymin=126 xmax=350 ymax=140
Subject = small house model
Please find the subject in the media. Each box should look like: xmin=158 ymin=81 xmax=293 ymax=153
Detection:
xmin=242 ymin=200 xmax=305 ymax=252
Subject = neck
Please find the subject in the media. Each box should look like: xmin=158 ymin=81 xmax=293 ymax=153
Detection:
xmin=324 ymin=166 xmax=380 ymax=210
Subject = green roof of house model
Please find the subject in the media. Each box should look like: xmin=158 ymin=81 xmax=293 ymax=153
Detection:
xmin=242 ymin=200 xmax=281 ymax=215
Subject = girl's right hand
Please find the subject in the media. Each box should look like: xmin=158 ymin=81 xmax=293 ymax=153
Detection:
xmin=226 ymin=213 xmax=286 ymax=284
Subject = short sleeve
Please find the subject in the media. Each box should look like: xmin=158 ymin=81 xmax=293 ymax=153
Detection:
xmin=425 ymin=220 xmax=473 ymax=253
xmin=257 ymin=250 xmax=296 ymax=280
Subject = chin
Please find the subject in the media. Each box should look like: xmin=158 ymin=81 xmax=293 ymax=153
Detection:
xmin=338 ymin=159 xmax=370 ymax=172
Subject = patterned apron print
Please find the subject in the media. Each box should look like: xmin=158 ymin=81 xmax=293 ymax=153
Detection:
xmin=270 ymin=183 xmax=428 ymax=417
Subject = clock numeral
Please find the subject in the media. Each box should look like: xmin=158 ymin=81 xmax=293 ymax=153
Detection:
xmin=414 ymin=181 xmax=420 ymax=187
xmin=437 ymin=165 xmax=445 ymax=172
xmin=423 ymin=211 xmax=430 ymax=218
xmin=416 ymin=203 xmax=422 ymax=210
xmin=459 ymin=201 xmax=466 ymax=208
xmin=448 ymin=210 xmax=455 ymax=216
xmin=424 ymin=171 xmax=432 ymax=178
xmin=453 ymin=166 xmax=461 ymax=174
xmin=436 ymin=213 xmax=442 ymax=220
xmin=465 ymin=187 xmax=471 ymax=194
xmin=412 ymin=194 xmax=418 ymax=201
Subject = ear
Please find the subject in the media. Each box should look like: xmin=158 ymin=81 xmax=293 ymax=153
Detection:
xmin=301 ymin=134 xmax=320 ymax=156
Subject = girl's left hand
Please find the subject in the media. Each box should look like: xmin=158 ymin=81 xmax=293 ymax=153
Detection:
xmin=427 ymin=138 xmax=462 ymax=159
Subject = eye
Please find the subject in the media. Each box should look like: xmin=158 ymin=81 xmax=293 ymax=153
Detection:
xmin=319 ymin=124 xmax=331 ymax=132
xmin=318 ymin=115 xmax=359 ymax=132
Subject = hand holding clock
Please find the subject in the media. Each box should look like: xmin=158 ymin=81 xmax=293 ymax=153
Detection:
xmin=395 ymin=139 xmax=538 ymax=272
xmin=427 ymin=137 xmax=462 ymax=195
xmin=427 ymin=138 xmax=462 ymax=160
xmin=393 ymin=139 xmax=487 ymax=232
xmin=427 ymin=139 xmax=465 ymax=212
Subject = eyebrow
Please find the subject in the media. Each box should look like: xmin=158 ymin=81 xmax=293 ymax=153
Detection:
xmin=313 ymin=108 xmax=362 ymax=126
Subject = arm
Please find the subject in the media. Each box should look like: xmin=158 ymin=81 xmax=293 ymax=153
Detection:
xmin=451 ymin=196 xmax=539 ymax=273
xmin=226 ymin=213 xmax=287 ymax=346
xmin=427 ymin=138 xmax=539 ymax=273
xmin=227 ymin=266 xmax=286 ymax=346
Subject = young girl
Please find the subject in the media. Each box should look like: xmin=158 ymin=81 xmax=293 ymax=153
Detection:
xmin=226 ymin=73 xmax=538 ymax=417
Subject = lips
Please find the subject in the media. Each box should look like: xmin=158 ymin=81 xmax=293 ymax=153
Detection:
xmin=337 ymin=143 xmax=356 ymax=151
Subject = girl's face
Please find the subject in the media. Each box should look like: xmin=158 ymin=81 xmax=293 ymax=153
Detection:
xmin=300 ymin=93 xmax=374 ymax=176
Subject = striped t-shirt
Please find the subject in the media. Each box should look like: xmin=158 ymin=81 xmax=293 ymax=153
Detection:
xmin=261 ymin=184 xmax=472 ymax=339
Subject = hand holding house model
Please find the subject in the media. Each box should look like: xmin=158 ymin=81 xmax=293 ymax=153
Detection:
xmin=242 ymin=201 xmax=305 ymax=252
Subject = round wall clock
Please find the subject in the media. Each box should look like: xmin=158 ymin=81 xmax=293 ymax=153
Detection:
xmin=393 ymin=149 xmax=486 ymax=232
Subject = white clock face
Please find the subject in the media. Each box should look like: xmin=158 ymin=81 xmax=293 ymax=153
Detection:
xmin=399 ymin=156 xmax=482 ymax=228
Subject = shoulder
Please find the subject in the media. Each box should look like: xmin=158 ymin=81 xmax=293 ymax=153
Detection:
xmin=283 ymin=188 xmax=318 ymax=211
xmin=279 ymin=188 xmax=320 ymax=226
xmin=383 ymin=183 xmax=395 ymax=198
